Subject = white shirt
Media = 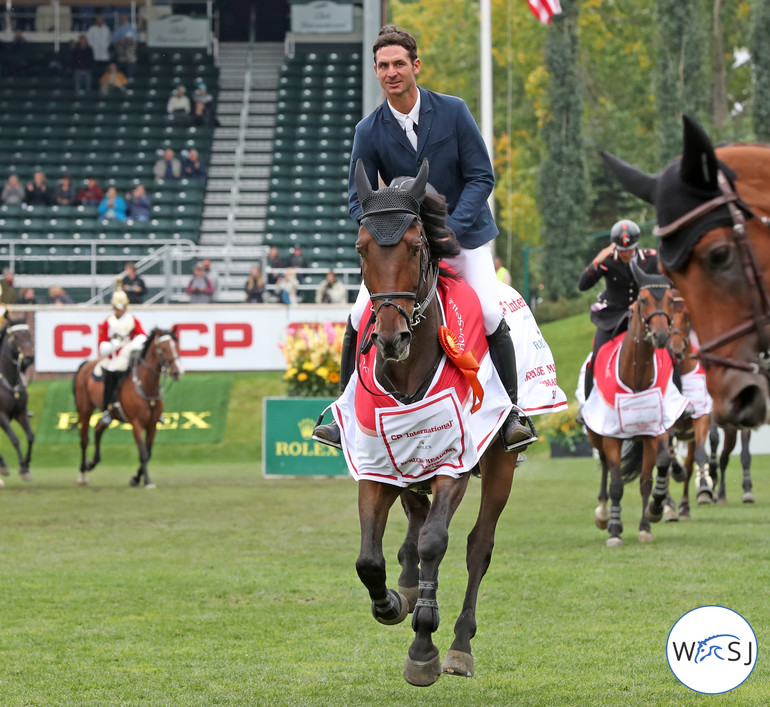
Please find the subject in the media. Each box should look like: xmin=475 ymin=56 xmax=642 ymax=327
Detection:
xmin=387 ymin=94 xmax=421 ymax=150
xmin=87 ymin=24 xmax=112 ymax=61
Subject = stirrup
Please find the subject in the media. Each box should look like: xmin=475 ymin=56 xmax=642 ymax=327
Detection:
xmin=312 ymin=405 xmax=342 ymax=450
xmin=100 ymin=408 xmax=113 ymax=425
xmin=500 ymin=406 xmax=538 ymax=453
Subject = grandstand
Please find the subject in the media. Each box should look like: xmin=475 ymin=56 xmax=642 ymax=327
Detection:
xmin=0 ymin=33 xmax=363 ymax=305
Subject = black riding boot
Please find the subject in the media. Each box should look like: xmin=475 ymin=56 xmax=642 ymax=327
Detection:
xmin=487 ymin=320 xmax=537 ymax=452
xmin=101 ymin=370 xmax=116 ymax=425
xmin=312 ymin=317 xmax=357 ymax=449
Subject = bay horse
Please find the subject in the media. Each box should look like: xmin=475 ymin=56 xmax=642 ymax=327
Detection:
xmin=586 ymin=262 xmax=678 ymax=546
xmin=73 ymin=327 xmax=183 ymax=488
xmin=0 ymin=320 xmax=35 ymax=486
xmin=348 ymin=159 xmax=518 ymax=686
xmin=665 ymin=292 xmax=714 ymax=517
xmin=708 ymin=422 xmax=754 ymax=504
xmin=602 ymin=114 xmax=770 ymax=429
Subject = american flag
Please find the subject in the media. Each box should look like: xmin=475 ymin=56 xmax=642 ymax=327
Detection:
xmin=528 ymin=0 xmax=562 ymax=24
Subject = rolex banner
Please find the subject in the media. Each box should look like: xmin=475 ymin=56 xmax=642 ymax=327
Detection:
xmin=36 ymin=375 xmax=232 ymax=445
xmin=262 ymin=397 xmax=347 ymax=477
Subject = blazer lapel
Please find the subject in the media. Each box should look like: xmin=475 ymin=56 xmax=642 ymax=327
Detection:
xmin=416 ymin=87 xmax=432 ymax=157
xmin=381 ymin=102 xmax=414 ymax=153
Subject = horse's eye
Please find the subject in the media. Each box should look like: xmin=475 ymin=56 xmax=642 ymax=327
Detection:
xmin=705 ymin=243 xmax=734 ymax=271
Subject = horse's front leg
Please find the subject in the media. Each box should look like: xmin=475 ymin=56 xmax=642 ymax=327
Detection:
xmin=443 ymin=446 xmax=515 ymax=679
xmin=0 ymin=413 xmax=29 ymax=481
xmin=640 ymin=435 xmax=667 ymax=540
xmin=139 ymin=420 xmax=159 ymax=489
xmin=405 ymin=472 xmax=470 ymax=687
xmin=397 ymin=490 xmax=430 ymax=612
xmin=678 ymin=440 xmax=695 ymax=519
xmin=356 ymin=480 xmax=408 ymax=625
xmin=17 ymin=411 xmax=35 ymax=481
xmin=129 ymin=421 xmax=150 ymax=488
xmin=603 ymin=437 xmax=623 ymax=547
xmin=740 ymin=429 xmax=754 ymax=503
xmin=588 ymin=430 xmax=610 ymax=529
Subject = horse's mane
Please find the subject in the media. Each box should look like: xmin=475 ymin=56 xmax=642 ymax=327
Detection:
xmin=140 ymin=328 xmax=159 ymax=358
xmin=420 ymin=192 xmax=461 ymax=274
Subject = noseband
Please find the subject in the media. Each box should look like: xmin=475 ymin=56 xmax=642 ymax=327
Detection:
xmin=655 ymin=171 xmax=770 ymax=376
xmin=636 ymin=284 xmax=672 ymax=341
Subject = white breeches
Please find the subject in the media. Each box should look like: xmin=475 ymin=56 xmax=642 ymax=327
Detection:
xmin=351 ymin=242 xmax=503 ymax=334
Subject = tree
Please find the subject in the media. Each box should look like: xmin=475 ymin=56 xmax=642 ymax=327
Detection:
xmin=538 ymin=1 xmax=588 ymax=300
xmin=752 ymin=0 xmax=770 ymax=141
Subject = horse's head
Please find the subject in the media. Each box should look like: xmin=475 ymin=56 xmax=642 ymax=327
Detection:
xmin=668 ymin=290 xmax=691 ymax=364
xmin=4 ymin=320 xmax=34 ymax=371
xmin=156 ymin=327 xmax=184 ymax=381
xmin=602 ymin=115 xmax=770 ymax=427
xmin=630 ymin=259 xmax=674 ymax=349
xmin=355 ymin=159 xmax=459 ymax=362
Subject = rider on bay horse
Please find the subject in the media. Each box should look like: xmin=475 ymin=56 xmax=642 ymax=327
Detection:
xmin=95 ymin=290 xmax=147 ymax=424
xmin=579 ymin=219 xmax=660 ymax=401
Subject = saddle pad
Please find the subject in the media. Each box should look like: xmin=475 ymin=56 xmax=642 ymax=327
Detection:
xmin=616 ymin=389 xmax=664 ymax=436
xmin=681 ymin=368 xmax=712 ymax=419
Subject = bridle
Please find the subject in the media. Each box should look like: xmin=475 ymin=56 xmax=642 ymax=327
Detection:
xmin=633 ymin=283 xmax=673 ymax=342
xmin=654 ymin=170 xmax=770 ymax=376
xmin=0 ymin=323 xmax=32 ymax=395
xmin=132 ymin=329 xmax=181 ymax=402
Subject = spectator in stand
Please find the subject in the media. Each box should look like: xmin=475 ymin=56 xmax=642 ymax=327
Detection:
xmin=70 ymin=34 xmax=94 ymax=92
xmin=267 ymin=246 xmax=283 ymax=284
xmin=494 ymin=256 xmax=512 ymax=286
xmin=200 ymin=258 xmax=217 ymax=298
xmin=185 ymin=262 xmax=214 ymax=303
xmin=2 ymin=174 xmax=25 ymax=206
xmin=25 ymin=171 xmax=55 ymax=206
xmin=154 ymin=148 xmax=181 ymax=180
xmin=98 ymin=186 xmax=127 ymax=222
xmin=276 ymin=268 xmax=299 ymax=305
xmin=55 ymin=174 xmax=77 ymax=206
xmin=181 ymin=148 xmax=207 ymax=180
xmin=315 ymin=269 xmax=347 ymax=304
xmin=121 ymin=261 xmax=147 ymax=304
xmin=20 ymin=288 xmax=37 ymax=305
xmin=1 ymin=270 xmax=18 ymax=305
xmin=86 ymin=14 xmax=111 ymax=78
xmin=5 ymin=30 xmax=30 ymax=77
xmin=288 ymin=244 xmax=308 ymax=283
xmin=126 ymin=183 xmax=152 ymax=221
xmin=112 ymin=15 xmax=137 ymax=79
xmin=99 ymin=62 xmax=128 ymax=94
xmin=192 ymin=83 xmax=215 ymax=126
xmin=166 ymin=85 xmax=191 ymax=122
xmin=77 ymin=177 xmax=103 ymax=206
xmin=49 ymin=285 xmax=74 ymax=305
xmin=244 ymin=264 xmax=265 ymax=303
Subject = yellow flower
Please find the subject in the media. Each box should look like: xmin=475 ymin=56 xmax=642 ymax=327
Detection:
xmin=316 ymin=366 xmax=330 ymax=380
xmin=328 ymin=371 xmax=340 ymax=384
xmin=302 ymin=361 xmax=315 ymax=371
xmin=297 ymin=372 xmax=308 ymax=382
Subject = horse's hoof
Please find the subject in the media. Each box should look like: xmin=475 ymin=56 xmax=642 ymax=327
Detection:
xmin=678 ymin=507 xmax=691 ymax=519
xmin=145 ymin=483 xmax=157 ymax=490
xmin=594 ymin=503 xmax=609 ymax=530
xmin=442 ymin=649 xmax=474 ymax=677
xmin=697 ymin=491 xmax=714 ymax=505
xmin=647 ymin=503 xmax=663 ymax=524
xmin=20 ymin=472 xmax=32 ymax=482
xmin=606 ymin=536 xmax=623 ymax=548
xmin=716 ymin=496 xmax=728 ymax=505
xmin=0 ymin=478 xmax=4 ymax=488
xmin=0 ymin=466 xmax=9 ymax=476
xmin=638 ymin=530 xmax=654 ymax=543
xmin=398 ymin=585 xmax=418 ymax=613
xmin=404 ymin=653 xmax=442 ymax=687
xmin=663 ymin=504 xmax=678 ymax=522
xmin=129 ymin=477 xmax=140 ymax=488
xmin=372 ymin=590 xmax=409 ymax=626
xmin=77 ymin=474 xmax=88 ymax=486
xmin=742 ymin=492 xmax=755 ymax=504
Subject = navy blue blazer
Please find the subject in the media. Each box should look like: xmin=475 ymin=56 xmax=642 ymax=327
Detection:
xmin=348 ymin=87 xmax=498 ymax=249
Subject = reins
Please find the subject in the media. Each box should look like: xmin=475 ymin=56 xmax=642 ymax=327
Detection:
xmin=656 ymin=170 xmax=770 ymax=376
xmin=131 ymin=331 xmax=180 ymax=403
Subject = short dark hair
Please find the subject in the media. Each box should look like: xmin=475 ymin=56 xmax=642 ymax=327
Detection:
xmin=372 ymin=25 xmax=418 ymax=64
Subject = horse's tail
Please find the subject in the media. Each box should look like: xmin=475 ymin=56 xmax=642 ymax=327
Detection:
xmin=621 ymin=438 xmax=643 ymax=483
xmin=73 ymin=360 xmax=90 ymax=395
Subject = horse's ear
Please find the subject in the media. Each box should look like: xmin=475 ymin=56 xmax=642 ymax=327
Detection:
xmin=354 ymin=159 xmax=372 ymax=202
xmin=629 ymin=257 xmax=644 ymax=285
xmin=600 ymin=151 xmax=657 ymax=205
xmin=680 ymin=114 xmax=719 ymax=191
xmin=409 ymin=159 xmax=429 ymax=201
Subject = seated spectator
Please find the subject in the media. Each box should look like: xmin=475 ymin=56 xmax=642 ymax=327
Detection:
xmin=70 ymin=34 xmax=94 ymax=92
xmin=112 ymin=15 xmax=137 ymax=78
xmin=20 ymin=288 xmax=37 ymax=305
xmin=154 ymin=148 xmax=181 ymax=180
xmin=25 ymin=171 xmax=55 ymax=206
xmin=276 ymin=268 xmax=299 ymax=305
xmin=266 ymin=246 xmax=283 ymax=284
xmin=55 ymin=174 xmax=77 ymax=206
xmin=288 ymin=244 xmax=308 ymax=283
xmin=1 ymin=174 xmax=25 ymax=206
xmin=192 ymin=83 xmax=215 ymax=126
xmin=245 ymin=264 xmax=265 ymax=303
xmin=121 ymin=261 xmax=147 ymax=304
xmin=166 ymin=85 xmax=190 ymax=121
xmin=126 ymin=184 xmax=152 ymax=221
xmin=98 ymin=186 xmax=127 ymax=222
xmin=1 ymin=269 xmax=18 ymax=305
xmin=185 ymin=262 xmax=214 ymax=303
xmin=315 ymin=270 xmax=347 ymax=304
xmin=181 ymin=149 xmax=207 ymax=180
xmin=99 ymin=62 xmax=128 ymax=94
xmin=49 ymin=285 xmax=74 ymax=305
xmin=77 ymin=177 xmax=104 ymax=206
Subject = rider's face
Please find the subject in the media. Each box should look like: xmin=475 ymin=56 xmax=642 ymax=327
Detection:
xmin=618 ymin=248 xmax=635 ymax=264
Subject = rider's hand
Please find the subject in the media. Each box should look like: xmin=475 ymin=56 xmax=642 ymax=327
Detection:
xmin=594 ymin=244 xmax=615 ymax=266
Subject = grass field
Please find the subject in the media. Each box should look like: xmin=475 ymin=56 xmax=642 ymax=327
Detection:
xmin=1 ymin=317 xmax=768 ymax=704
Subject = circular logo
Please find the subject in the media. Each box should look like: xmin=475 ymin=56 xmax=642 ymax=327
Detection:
xmin=667 ymin=606 xmax=757 ymax=694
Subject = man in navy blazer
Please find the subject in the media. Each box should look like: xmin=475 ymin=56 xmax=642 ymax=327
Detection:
xmin=313 ymin=25 xmax=535 ymax=453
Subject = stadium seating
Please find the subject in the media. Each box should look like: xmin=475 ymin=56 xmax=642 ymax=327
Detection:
xmin=265 ymin=45 xmax=362 ymax=282
xmin=0 ymin=45 xmax=217 ymax=284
